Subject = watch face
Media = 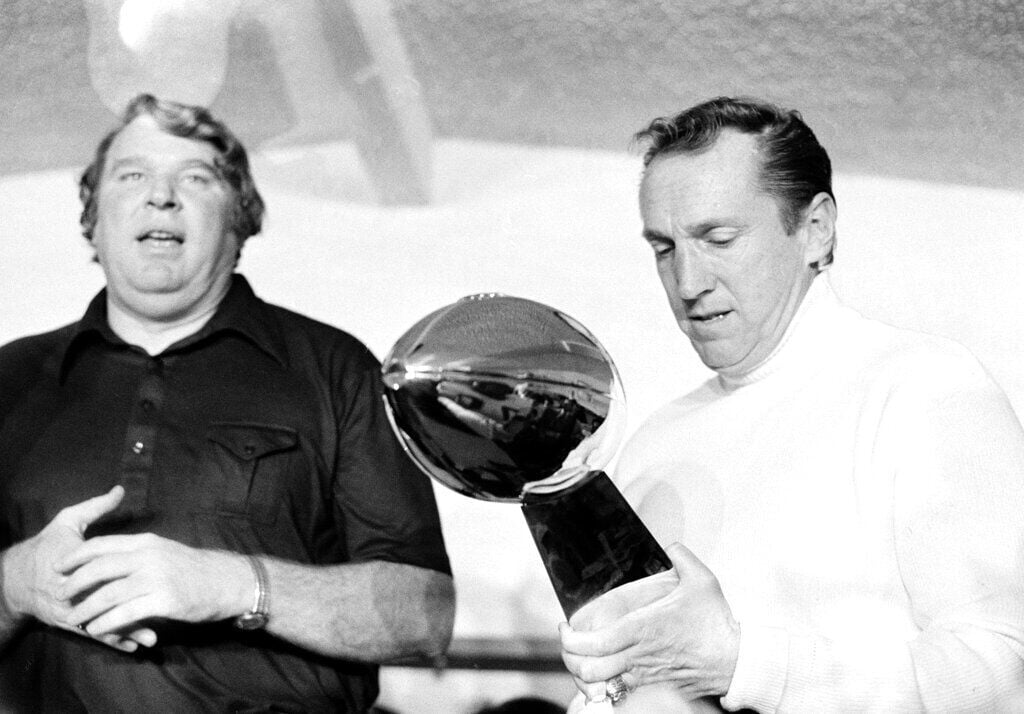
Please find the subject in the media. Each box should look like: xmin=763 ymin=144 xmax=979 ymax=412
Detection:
xmin=235 ymin=611 xmax=269 ymax=630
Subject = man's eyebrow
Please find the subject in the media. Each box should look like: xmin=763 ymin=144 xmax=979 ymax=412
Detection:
xmin=107 ymin=156 xmax=221 ymax=172
xmin=108 ymin=156 xmax=146 ymax=171
xmin=642 ymin=228 xmax=672 ymax=242
xmin=686 ymin=221 xmax=724 ymax=235
xmin=644 ymin=220 xmax=741 ymax=241
xmin=179 ymin=159 xmax=221 ymax=172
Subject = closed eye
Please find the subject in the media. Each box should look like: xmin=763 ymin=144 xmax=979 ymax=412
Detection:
xmin=647 ymin=238 xmax=674 ymax=258
xmin=643 ymin=229 xmax=675 ymax=258
xmin=703 ymin=227 xmax=740 ymax=247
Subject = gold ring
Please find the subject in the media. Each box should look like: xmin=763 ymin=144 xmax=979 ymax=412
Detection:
xmin=606 ymin=674 xmax=628 ymax=704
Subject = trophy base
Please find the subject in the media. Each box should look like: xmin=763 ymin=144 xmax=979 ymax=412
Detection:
xmin=521 ymin=470 xmax=672 ymax=617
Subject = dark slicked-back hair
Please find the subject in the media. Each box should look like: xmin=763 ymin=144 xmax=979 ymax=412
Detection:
xmin=79 ymin=93 xmax=265 ymax=243
xmin=634 ymin=96 xmax=835 ymax=268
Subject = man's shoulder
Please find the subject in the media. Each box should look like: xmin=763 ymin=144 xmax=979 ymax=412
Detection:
xmin=0 ymin=322 xmax=77 ymax=369
xmin=224 ymin=276 xmax=373 ymax=361
xmin=255 ymin=298 xmax=379 ymax=370
xmin=849 ymin=312 xmax=988 ymax=386
xmin=0 ymin=322 xmax=78 ymax=395
xmin=261 ymin=300 xmax=362 ymax=342
xmin=627 ymin=377 xmax=721 ymax=442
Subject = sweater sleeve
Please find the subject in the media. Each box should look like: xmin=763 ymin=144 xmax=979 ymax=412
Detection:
xmin=722 ymin=349 xmax=1024 ymax=713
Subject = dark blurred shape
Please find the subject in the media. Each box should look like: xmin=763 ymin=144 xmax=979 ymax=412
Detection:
xmin=471 ymin=696 xmax=566 ymax=714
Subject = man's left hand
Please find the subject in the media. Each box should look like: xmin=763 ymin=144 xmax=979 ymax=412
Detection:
xmin=56 ymin=534 xmax=250 ymax=636
xmin=559 ymin=542 xmax=741 ymax=702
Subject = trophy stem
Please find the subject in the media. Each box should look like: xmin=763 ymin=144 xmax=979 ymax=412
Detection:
xmin=521 ymin=470 xmax=672 ymax=618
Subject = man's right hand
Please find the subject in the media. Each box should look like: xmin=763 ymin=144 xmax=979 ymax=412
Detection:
xmin=1 ymin=485 xmax=157 ymax=652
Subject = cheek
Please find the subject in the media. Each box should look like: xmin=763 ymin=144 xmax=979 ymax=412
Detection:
xmin=200 ymin=196 xmax=236 ymax=233
xmin=738 ymin=263 xmax=804 ymax=326
xmin=655 ymin=263 xmax=681 ymax=299
xmin=92 ymin=197 xmax=135 ymax=241
xmin=88 ymin=217 xmax=117 ymax=256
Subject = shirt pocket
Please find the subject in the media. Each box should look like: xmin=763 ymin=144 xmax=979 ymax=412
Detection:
xmin=206 ymin=422 xmax=299 ymax=524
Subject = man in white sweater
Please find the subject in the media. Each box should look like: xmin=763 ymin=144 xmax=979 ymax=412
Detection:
xmin=559 ymin=97 xmax=1024 ymax=712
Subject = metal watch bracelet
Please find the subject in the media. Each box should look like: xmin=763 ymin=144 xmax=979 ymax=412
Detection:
xmin=234 ymin=554 xmax=269 ymax=630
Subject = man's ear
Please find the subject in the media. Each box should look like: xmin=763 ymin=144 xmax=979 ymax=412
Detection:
xmin=802 ymin=192 xmax=837 ymax=269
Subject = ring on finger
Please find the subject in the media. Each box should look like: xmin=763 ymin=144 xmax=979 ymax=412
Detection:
xmin=606 ymin=674 xmax=629 ymax=704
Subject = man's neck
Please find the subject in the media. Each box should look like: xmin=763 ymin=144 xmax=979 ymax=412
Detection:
xmin=106 ymin=299 xmax=220 ymax=356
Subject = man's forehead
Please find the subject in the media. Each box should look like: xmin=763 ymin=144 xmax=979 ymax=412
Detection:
xmin=641 ymin=133 xmax=762 ymax=199
xmin=105 ymin=114 xmax=220 ymax=165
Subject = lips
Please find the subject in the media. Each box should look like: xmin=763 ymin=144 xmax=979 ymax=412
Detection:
xmin=137 ymin=229 xmax=184 ymax=244
xmin=689 ymin=310 xmax=731 ymax=323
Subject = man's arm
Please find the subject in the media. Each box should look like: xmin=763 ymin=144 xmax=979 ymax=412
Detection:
xmin=0 ymin=551 xmax=20 ymax=647
xmin=262 ymin=557 xmax=454 ymax=661
xmin=1 ymin=486 xmax=454 ymax=661
xmin=54 ymin=534 xmax=455 ymax=661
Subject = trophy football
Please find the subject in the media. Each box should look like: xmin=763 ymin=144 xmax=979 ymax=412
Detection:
xmin=381 ymin=294 xmax=671 ymax=618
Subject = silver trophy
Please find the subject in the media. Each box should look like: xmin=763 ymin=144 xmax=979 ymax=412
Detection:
xmin=381 ymin=294 xmax=670 ymax=618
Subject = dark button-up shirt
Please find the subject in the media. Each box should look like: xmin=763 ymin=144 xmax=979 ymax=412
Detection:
xmin=0 ymin=275 xmax=450 ymax=712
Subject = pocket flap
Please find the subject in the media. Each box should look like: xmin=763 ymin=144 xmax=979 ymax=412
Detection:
xmin=207 ymin=423 xmax=298 ymax=460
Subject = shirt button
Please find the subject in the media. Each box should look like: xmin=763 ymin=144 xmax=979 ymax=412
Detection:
xmin=244 ymin=445 xmax=255 ymax=457
xmin=132 ymin=441 xmax=145 ymax=454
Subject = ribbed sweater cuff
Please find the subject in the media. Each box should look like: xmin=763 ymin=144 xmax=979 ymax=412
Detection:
xmin=721 ymin=623 xmax=789 ymax=712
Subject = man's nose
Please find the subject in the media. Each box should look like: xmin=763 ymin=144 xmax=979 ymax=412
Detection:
xmin=673 ymin=246 xmax=715 ymax=299
xmin=146 ymin=176 xmax=179 ymax=210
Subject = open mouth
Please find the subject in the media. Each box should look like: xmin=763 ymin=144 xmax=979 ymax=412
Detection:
xmin=137 ymin=230 xmax=184 ymax=244
xmin=690 ymin=311 xmax=730 ymax=323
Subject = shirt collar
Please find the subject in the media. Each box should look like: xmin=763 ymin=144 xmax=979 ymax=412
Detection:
xmin=192 ymin=274 xmax=289 ymax=366
xmin=59 ymin=274 xmax=288 ymax=381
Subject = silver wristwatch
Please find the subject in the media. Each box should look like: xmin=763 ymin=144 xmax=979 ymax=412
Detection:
xmin=234 ymin=554 xmax=270 ymax=630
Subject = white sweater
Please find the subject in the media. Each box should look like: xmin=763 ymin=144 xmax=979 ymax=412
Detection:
xmin=614 ymin=276 xmax=1024 ymax=712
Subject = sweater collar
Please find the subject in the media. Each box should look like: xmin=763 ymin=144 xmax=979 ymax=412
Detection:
xmin=715 ymin=272 xmax=839 ymax=390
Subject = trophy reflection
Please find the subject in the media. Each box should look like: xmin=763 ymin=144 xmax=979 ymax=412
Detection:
xmin=381 ymin=294 xmax=670 ymax=618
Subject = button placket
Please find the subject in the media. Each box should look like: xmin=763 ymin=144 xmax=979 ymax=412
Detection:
xmin=115 ymin=358 xmax=165 ymax=519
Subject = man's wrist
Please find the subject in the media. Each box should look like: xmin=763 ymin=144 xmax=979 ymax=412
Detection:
xmin=0 ymin=546 xmax=28 ymax=623
xmin=233 ymin=554 xmax=270 ymax=630
xmin=720 ymin=623 xmax=788 ymax=712
xmin=717 ymin=619 xmax=741 ymax=695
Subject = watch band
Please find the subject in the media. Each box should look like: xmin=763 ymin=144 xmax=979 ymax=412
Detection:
xmin=234 ymin=554 xmax=270 ymax=630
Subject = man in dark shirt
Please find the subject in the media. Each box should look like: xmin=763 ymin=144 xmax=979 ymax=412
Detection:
xmin=0 ymin=94 xmax=454 ymax=712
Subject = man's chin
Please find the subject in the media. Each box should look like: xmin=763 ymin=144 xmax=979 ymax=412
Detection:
xmin=689 ymin=343 xmax=754 ymax=377
xmin=124 ymin=281 xmax=188 ymax=299
xmin=112 ymin=283 xmax=199 ymax=316
xmin=688 ymin=340 xmax=731 ymax=371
